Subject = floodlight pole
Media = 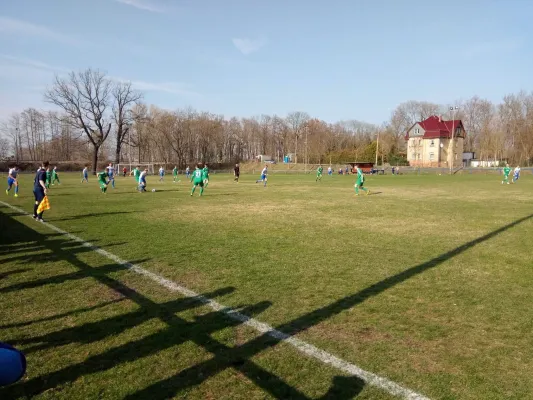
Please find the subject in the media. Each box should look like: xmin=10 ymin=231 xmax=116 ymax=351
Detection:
xmin=375 ymin=131 xmax=380 ymax=167
xmin=449 ymin=106 xmax=459 ymax=175
xmin=305 ymin=125 xmax=308 ymax=173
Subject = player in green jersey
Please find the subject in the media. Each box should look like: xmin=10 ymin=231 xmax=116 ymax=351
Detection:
xmin=202 ymin=163 xmax=209 ymax=187
xmin=502 ymin=164 xmax=511 ymax=185
xmin=51 ymin=166 xmax=61 ymax=185
xmin=97 ymin=171 xmax=109 ymax=193
xmin=190 ymin=164 xmax=205 ymax=196
xmin=45 ymin=167 xmax=52 ymax=189
xmin=132 ymin=167 xmax=141 ymax=185
xmin=172 ymin=166 xmax=179 ymax=182
xmin=316 ymin=165 xmax=323 ymax=182
xmin=354 ymin=165 xmax=369 ymax=196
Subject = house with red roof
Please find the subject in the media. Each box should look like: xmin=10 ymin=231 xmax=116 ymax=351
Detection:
xmin=405 ymin=115 xmax=466 ymax=167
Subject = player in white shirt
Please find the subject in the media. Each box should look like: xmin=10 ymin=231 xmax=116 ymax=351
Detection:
xmin=185 ymin=166 xmax=190 ymax=179
xmin=6 ymin=166 xmax=19 ymax=197
xmin=327 ymin=166 xmax=333 ymax=177
xmin=512 ymin=166 xmax=521 ymax=183
xmin=106 ymin=163 xmax=115 ymax=189
xmin=138 ymin=169 xmax=148 ymax=192
xmin=81 ymin=166 xmax=89 ymax=183
xmin=159 ymin=166 xmax=165 ymax=182
xmin=256 ymin=165 xmax=268 ymax=187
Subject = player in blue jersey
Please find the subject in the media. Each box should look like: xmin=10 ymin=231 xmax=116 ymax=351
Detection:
xmin=106 ymin=163 xmax=115 ymax=189
xmin=81 ymin=166 xmax=89 ymax=183
xmin=256 ymin=165 xmax=268 ymax=187
xmin=159 ymin=166 xmax=165 ymax=182
xmin=6 ymin=166 xmax=19 ymax=197
xmin=512 ymin=166 xmax=521 ymax=183
xmin=185 ymin=166 xmax=190 ymax=179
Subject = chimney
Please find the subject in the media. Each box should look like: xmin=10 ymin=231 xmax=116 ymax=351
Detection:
xmin=438 ymin=115 xmax=442 ymax=122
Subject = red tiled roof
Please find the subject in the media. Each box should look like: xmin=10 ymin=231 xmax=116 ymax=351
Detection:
xmin=405 ymin=116 xmax=465 ymax=140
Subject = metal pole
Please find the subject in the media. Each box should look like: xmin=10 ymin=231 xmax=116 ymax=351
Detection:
xmin=375 ymin=131 xmax=379 ymax=167
xmin=449 ymin=106 xmax=458 ymax=175
xmin=305 ymin=127 xmax=308 ymax=173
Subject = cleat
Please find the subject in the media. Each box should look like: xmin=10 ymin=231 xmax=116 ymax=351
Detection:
xmin=366 ymin=190 xmax=370 ymax=196
xmin=5 ymin=190 xmax=8 ymax=195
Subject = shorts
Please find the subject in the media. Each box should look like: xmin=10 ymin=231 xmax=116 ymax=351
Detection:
xmin=99 ymin=181 xmax=108 ymax=189
xmin=140 ymin=177 xmax=146 ymax=185
xmin=83 ymin=174 xmax=88 ymax=179
xmin=260 ymin=174 xmax=266 ymax=180
xmin=193 ymin=180 xmax=204 ymax=187
xmin=7 ymin=177 xmax=15 ymax=186
xmin=33 ymin=189 xmax=45 ymax=203
xmin=108 ymin=174 xmax=114 ymax=179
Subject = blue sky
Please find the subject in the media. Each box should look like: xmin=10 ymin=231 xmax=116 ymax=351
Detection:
xmin=0 ymin=0 xmax=531 ymax=124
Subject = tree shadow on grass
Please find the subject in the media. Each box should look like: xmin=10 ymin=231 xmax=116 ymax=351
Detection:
xmin=0 ymin=268 xmax=31 ymax=280
xmin=1 ymin=207 xmax=531 ymax=399
xmin=50 ymin=211 xmax=136 ymax=222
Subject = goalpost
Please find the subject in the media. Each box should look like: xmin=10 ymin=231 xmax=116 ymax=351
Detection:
xmin=116 ymin=163 xmax=155 ymax=176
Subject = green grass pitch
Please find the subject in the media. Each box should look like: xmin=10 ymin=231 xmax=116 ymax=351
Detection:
xmin=1 ymin=172 xmax=533 ymax=399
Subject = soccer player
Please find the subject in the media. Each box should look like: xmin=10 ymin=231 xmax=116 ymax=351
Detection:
xmin=185 ymin=166 xmax=190 ymax=180
xmin=234 ymin=163 xmax=240 ymax=182
xmin=51 ymin=166 xmax=60 ymax=185
xmin=202 ymin=163 xmax=209 ymax=187
xmin=327 ymin=166 xmax=332 ymax=177
xmin=172 ymin=166 xmax=179 ymax=182
xmin=256 ymin=165 xmax=268 ymax=187
xmin=190 ymin=164 xmax=204 ymax=196
xmin=132 ymin=166 xmax=140 ymax=186
xmin=159 ymin=166 xmax=165 ymax=182
xmin=122 ymin=167 xmax=127 ymax=177
xmin=502 ymin=164 xmax=511 ymax=185
xmin=33 ymin=161 xmax=49 ymax=222
xmin=106 ymin=163 xmax=115 ymax=189
xmin=97 ymin=170 xmax=109 ymax=193
xmin=512 ymin=165 xmax=521 ymax=183
xmin=6 ymin=166 xmax=19 ymax=197
xmin=138 ymin=168 xmax=148 ymax=192
xmin=81 ymin=166 xmax=89 ymax=183
xmin=316 ymin=165 xmax=323 ymax=182
xmin=354 ymin=165 xmax=370 ymax=196
xmin=45 ymin=166 xmax=52 ymax=189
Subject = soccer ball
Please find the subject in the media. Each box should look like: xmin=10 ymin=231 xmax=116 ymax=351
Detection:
xmin=151 ymin=189 xmax=156 ymax=192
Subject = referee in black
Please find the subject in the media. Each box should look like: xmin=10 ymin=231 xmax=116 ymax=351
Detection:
xmin=33 ymin=161 xmax=49 ymax=222
xmin=234 ymin=163 xmax=240 ymax=182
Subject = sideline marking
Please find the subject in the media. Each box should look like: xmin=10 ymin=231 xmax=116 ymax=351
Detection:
xmin=0 ymin=200 xmax=430 ymax=400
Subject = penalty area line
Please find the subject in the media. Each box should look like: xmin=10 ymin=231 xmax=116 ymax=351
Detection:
xmin=0 ymin=200 xmax=430 ymax=400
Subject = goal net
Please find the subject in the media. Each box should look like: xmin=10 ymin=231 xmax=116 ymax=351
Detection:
xmin=116 ymin=163 xmax=155 ymax=175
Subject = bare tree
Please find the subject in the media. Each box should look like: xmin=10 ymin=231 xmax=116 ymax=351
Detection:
xmin=112 ymin=82 xmax=143 ymax=164
xmin=286 ymin=111 xmax=310 ymax=163
xmin=44 ymin=69 xmax=112 ymax=174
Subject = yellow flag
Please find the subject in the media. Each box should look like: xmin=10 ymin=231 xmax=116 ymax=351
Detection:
xmin=37 ymin=195 xmax=51 ymax=214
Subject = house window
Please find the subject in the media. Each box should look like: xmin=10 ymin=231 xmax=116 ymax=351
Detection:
xmin=414 ymin=128 xmax=420 ymax=134
xmin=429 ymin=152 xmax=435 ymax=161
xmin=417 ymin=153 xmax=421 ymax=160
xmin=430 ymin=140 xmax=435 ymax=147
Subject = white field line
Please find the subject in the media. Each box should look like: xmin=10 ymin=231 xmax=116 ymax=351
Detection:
xmin=0 ymin=200 xmax=430 ymax=400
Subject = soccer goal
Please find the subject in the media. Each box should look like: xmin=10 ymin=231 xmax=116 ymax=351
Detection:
xmin=116 ymin=163 xmax=155 ymax=176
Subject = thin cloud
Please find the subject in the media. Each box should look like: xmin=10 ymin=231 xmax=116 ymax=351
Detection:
xmin=115 ymin=0 xmax=165 ymax=13
xmin=0 ymin=16 xmax=80 ymax=45
xmin=460 ymin=39 xmax=521 ymax=59
xmin=0 ymin=54 xmax=69 ymax=74
xmin=111 ymin=77 xmax=201 ymax=97
xmin=232 ymin=36 xmax=268 ymax=55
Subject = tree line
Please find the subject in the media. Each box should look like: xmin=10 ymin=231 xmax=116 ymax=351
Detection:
xmin=1 ymin=68 xmax=532 ymax=173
